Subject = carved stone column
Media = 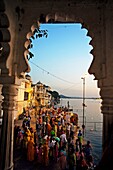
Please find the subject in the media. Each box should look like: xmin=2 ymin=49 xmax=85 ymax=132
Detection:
xmin=95 ymin=87 xmax=113 ymax=170
xmin=100 ymin=87 xmax=113 ymax=149
xmin=0 ymin=84 xmax=18 ymax=170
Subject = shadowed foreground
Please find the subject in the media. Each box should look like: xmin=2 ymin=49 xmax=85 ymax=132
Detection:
xmin=14 ymin=147 xmax=60 ymax=170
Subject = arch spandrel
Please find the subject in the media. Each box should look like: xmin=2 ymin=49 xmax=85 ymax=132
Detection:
xmin=0 ymin=0 xmax=31 ymax=79
xmin=1 ymin=1 xmax=113 ymax=109
xmin=2 ymin=0 xmax=110 ymax=82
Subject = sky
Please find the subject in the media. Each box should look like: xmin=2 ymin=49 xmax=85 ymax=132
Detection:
xmin=29 ymin=23 xmax=100 ymax=97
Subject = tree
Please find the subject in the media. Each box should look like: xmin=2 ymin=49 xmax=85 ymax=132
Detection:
xmin=27 ymin=28 xmax=48 ymax=60
xmin=48 ymin=90 xmax=60 ymax=106
xmin=52 ymin=91 xmax=60 ymax=105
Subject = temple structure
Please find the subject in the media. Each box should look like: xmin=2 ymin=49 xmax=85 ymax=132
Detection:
xmin=0 ymin=0 xmax=113 ymax=169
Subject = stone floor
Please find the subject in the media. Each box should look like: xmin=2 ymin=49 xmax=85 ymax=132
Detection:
xmin=14 ymin=147 xmax=60 ymax=170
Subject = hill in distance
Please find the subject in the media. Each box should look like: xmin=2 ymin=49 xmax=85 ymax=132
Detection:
xmin=60 ymin=94 xmax=100 ymax=100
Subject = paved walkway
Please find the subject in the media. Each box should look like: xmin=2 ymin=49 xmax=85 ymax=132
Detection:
xmin=14 ymin=115 xmax=36 ymax=130
xmin=14 ymin=147 xmax=60 ymax=170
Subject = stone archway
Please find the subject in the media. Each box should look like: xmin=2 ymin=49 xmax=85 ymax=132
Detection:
xmin=1 ymin=0 xmax=113 ymax=169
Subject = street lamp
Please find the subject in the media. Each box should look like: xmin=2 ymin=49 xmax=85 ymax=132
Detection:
xmin=81 ymin=76 xmax=86 ymax=137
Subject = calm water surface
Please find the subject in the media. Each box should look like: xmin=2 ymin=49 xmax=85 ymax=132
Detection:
xmin=60 ymin=98 xmax=103 ymax=165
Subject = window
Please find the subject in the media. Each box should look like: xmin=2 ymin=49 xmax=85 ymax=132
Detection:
xmin=24 ymin=92 xmax=29 ymax=100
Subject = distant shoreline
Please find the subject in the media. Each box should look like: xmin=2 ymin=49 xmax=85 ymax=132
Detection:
xmin=60 ymin=95 xmax=100 ymax=100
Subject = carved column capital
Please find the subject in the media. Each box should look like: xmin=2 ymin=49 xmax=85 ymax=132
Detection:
xmin=2 ymin=84 xmax=18 ymax=110
xmin=100 ymin=87 xmax=113 ymax=115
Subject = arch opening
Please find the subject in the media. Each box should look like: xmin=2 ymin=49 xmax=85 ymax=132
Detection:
xmin=25 ymin=22 xmax=102 ymax=165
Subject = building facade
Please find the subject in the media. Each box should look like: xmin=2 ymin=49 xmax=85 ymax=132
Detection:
xmin=16 ymin=75 xmax=33 ymax=119
xmin=33 ymin=81 xmax=52 ymax=108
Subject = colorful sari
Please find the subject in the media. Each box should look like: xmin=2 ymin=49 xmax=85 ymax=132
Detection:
xmin=27 ymin=138 xmax=35 ymax=161
xmin=42 ymin=141 xmax=49 ymax=166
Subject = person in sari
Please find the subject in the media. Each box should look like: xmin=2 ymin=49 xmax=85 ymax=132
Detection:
xmin=58 ymin=150 xmax=67 ymax=170
xmin=16 ymin=128 xmax=23 ymax=146
xmin=54 ymin=122 xmax=58 ymax=137
xmin=26 ymin=128 xmax=31 ymax=142
xmin=22 ymin=127 xmax=29 ymax=157
xmin=27 ymin=136 xmax=35 ymax=161
xmin=78 ymin=130 xmax=83 ymax=152
xmin=68 ymin=147 xmax=76 ymax=170
xmin=42 ymin=140 xmax=49 ymax=166
xmin=46 ymin=122 xmax=52 ymax=136
xmin=78 ymin=155 xmax=88 ymax=170
xmin=38 ymin=143 xmax=43 ymax=164
xmin=54 ymin=141 xmax=59 ymax=162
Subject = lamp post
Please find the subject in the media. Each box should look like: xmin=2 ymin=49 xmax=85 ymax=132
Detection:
xmin=81 ymin=77 xmax=86 ymax=137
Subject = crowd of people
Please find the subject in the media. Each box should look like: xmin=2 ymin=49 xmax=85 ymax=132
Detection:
xmin=14 ymin=106 xmax=96 ymax=170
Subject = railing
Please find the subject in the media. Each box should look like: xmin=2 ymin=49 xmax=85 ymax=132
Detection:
xmin=78 ymin=116 xmax=103 ymax=131
xmin=85 ymin=122 xmax=103 ymax=131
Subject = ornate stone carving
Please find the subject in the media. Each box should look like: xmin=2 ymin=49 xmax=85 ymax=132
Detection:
xmin=0 ymin=84 xmax=18 ymax=170
xmin=2 ymin=85 xmax=18 ymax=110
xmin=0 ymin=1 xmax=10 ymax=76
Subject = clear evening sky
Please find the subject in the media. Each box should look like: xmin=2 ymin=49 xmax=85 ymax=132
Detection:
xmin=29 ymin=23 xmax=100 ymax=97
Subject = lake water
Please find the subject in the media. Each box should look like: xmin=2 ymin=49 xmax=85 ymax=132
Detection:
xmin=60 ymin=98 xmax=103 ymax=165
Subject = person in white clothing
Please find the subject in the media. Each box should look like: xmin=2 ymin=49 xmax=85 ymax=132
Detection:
xmin=60 ymin=132 xmax=67 ymax=147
